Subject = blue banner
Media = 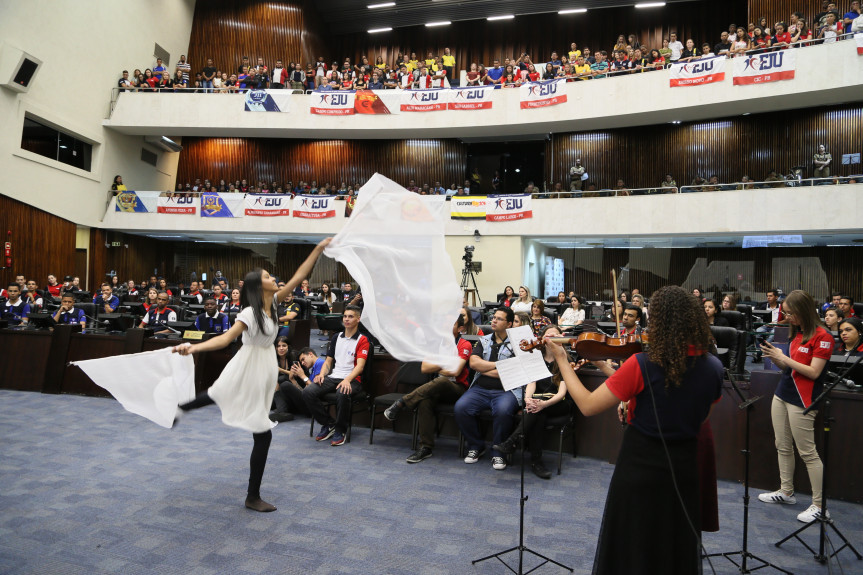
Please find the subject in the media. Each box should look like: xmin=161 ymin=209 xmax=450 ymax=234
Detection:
xmin=200 ymin=193 xmax=236 ymax=217
xmin=114 ymin=191 xmax=153 ymax=212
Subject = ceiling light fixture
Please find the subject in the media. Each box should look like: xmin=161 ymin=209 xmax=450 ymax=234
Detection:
xmin=487 ymin=14 xmax=515 ymax=21
xmin=368 ymin=27 xmax=393 ymax=33
xmin=425 ymin=21 xmax=451 ymax=27
xmin=635 ymin=2 xmax=666 ymax=8
xmin=558 ymin=8 xmax=588 ymax=14
xmin=368 ymin=2 xmax=395 ymax=8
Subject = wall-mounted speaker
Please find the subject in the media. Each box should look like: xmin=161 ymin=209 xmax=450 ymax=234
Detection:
xmin=0 ymin=44 xmax=42 ymax=93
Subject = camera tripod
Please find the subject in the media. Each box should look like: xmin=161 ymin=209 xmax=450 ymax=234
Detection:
xmin=460 ymin=262 xmax=481 ymax=305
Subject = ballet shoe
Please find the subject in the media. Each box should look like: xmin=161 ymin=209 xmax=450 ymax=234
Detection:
xmin=245 ymin=496 xmax=277 ymax=512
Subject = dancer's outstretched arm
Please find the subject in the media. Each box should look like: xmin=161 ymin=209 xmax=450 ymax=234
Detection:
xmin=274 ymin=238 xmax=331 ymax=303
xmin=173 ymin=321 xmax=247 ymax=355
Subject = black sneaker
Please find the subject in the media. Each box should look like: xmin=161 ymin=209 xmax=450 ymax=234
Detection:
xmin=406 ymin=447 xmax=433 ymax=464
xmin=269 ymin=412 xmax=294 ymax=423
xmin=384 ymin=399 xmax=404 ymax=421
xmin=493 ymin=433 xmax=521 ymax=455
xmin=531 ymin=460 xmax=552 ymax=479
xmin=464 ymin=448 xmax=486 ymax=464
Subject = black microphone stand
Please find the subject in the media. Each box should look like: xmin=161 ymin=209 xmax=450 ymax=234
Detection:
xmin=775 ymin=354 xmax=863 ymax=564
xmin=704 ymin=370 xmax=792 ymax=574
xmin=473 ymin=430 xmax=573 ymax=574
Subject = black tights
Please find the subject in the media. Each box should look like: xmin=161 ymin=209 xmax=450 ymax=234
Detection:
xmin=179 ymin=392 xmax=273 ymax=499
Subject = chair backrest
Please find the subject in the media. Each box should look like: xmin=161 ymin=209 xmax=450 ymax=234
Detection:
xmin=710 ymin=325 xmax=739 ymax=369
xmin=396 ymin=361 xmax=433 ymax=390
xmin=477 ymin=324 xmax=493 ymax=335
xmin=720 ymin=310 xmax=747 ymax=331
xmin=74 ymin=302 xmax=96 ymax=319
xmin=293 ymin=297 xmax=310 ymax=320
xmin=496 ymin=293 xmax=506 ymax=302
xmin=735 ymin=304 xmax=753 ymax=330
xmin=541 ymin=308 xmax=558 ymax=324
xmin=854 ymin=303 xmax=863 ymax=318
xmin=467 ymin=306 xmax=484 ymax=325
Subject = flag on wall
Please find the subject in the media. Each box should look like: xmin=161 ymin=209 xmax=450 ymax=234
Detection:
xmin=354 ymin=90 xmax=394 ymax=114
xmin=448 ymin=86 xmax=494 ymax=110
xmin=310 ymin=91 xmax=356 ymax=115
xmin=244 ymin=194 xmax=290 ymax=216
xmin=114 ymin=191 xmax=158 ymax=212
xmin=293 ymin=194 xmax=336 ymax=218
xmin=450 ymin=196 xmax=487 ymax=219
xmin=486 ymin=194 xmax=533 ymax=221
xmin=519 ymin=79 xmax=567 ymax=109
xmin=243 ymin=90 xmax=292 ymax=112
xmin=669 ymin=56 xmax=726 ymax=87
xmin=157 ymin=195 xmax=197 ymax=214
xmin=200 ymin=193 xmax=244 ymax=217
xmin=733 ymin=50 xmax=796 ymax=85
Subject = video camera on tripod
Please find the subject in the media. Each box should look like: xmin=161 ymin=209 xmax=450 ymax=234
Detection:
xmin=462 ymin=245 xmax=481 ymax=272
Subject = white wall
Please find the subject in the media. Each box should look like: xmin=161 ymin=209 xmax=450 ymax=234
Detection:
xmin=0 ymin=0 xmax=195 ymax=227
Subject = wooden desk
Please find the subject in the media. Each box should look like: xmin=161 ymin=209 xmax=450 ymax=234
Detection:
xmin=0 ymin=328 xmax=53 ymax=391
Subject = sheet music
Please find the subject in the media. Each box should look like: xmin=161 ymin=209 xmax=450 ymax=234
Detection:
xmin=496 ymin=326 xmax=553 ymax=391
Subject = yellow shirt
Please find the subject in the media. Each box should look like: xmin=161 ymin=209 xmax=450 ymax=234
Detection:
xmin=442 ymin=54 xmax=455 ymax=67
xmin=375 ymin=63 xmax=386 ymax=70
xmin=574 ymin=64 xmax=591 ymax=78
xmin=408 ymin=59 xmax=418 ymax=71
xmin=424 ymin=58 xmax=435 ymax=67
xmin=568 ymin=49 xmax=582 ymax=60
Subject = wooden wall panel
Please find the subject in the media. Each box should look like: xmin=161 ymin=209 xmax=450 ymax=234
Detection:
xmin=748 ymin=1 xmax=827 ymax=29
xmin=329 ymin=1 xmax=747 ymax=72
xmin=0 ymin=194 xmax=77 ymax=292
xmin=186 ymin=0 xmax=326 ymax=79
xmin=175 ymin=138 xmax=468 ymax=190
xmin=546 ymin=104 xmax=863 ymax=190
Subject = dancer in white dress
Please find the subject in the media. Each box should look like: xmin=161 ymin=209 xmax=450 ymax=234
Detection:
xmin=174 ymin=238 xmax=330 ymax=512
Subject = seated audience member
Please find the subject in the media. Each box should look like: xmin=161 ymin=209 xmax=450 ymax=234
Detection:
xmin=631 ymin=293 xmax=649 ymax=322
xmin=143 ymin=288 xmax=159 ymax=311
xmin=530 ymin=299 xmax=552 ymax=335
xmin=138 ymin=292 xmax=177 ymax=334
xmin=511 ymin=286 xmax=533 ymax=313
xmin=303 ymin=305 xmax=370 ymax=447
xmin=495 ymin=325 xmax=572 ymax=479
xmin=680 ymin=39 xmax=699 ymax=61
xmin=835 ymin=317 xmax=863 ymax=355
xmin=704 ymin=299 xmax=729 ymax=327
xmin=211 ymin=284 xmax=227 ymax=303
xmin=274 ymin=345 xmax=325 ymax=422
xmin=187 ymin=281 xmax=203 ymax=304
xmin=458 ymin=307 xmax=484 ymax=336
xmin=823 ymin=305 xmax=844 ymax=332
xmin=620 ymin=304 xmax=643 ymax=335
xmin=341 ymin=282 xmax=363 ymax=306
xmin=838 ymin=295 xmax=857 ymax=318
xmin=384 ymin=317 xmax=475 ymax=463
xmin=269 ymin=338 xmax=301 ymax=422
xmin=277 ymin=292 xmax=301 ymax=338
xmin=2 ymin=283 xmax=30 ymax=326
xmin=24 ymin=279 xmax=43 ymax=309
xmin=122 ymin=280 xmax=139 ymax=302
xmin=194 ymin=297 xmax=230 ymax=334
xmin=559 ymin=295 xmax=586 ymax=328
xmin=822 ymin=291 xmax=842 ymax=313
xmin=93 ymin=283 xmax=120 ymax=315
xmin=53 ymin=293 xmax=86 ymax=328
xmin=45 ymin=274 xmax=62 ymax=298
xmin=721 ymin=293 xmax=739 ymax=311
xmin=294 ymin=279 xmax=311 ymax=298
xmin=456 ymin=307 xmax=522 ymax=470
xmin=513 ymin=311 xmax=531 ymax=329
xmin=601 ymin=299 xmax=625 ymax=324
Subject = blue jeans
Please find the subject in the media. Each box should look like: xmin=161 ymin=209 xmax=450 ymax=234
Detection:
xmin=455 ymin=386 xmax=519 ymax=457
xmin=202 ymin=80 xmax=213 ymax=93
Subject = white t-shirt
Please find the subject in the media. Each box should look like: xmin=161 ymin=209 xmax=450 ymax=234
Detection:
xmin=669 ymin=41 xmax=684 ymax=60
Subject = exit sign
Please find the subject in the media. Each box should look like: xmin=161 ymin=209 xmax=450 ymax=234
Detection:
xmin=111 ymin=241 xmax=122 ymax=247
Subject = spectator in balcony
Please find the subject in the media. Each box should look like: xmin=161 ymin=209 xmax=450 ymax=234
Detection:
xmin=750 ymin=27 xmax=768 ymax=52
xmin=486 ymin=60 xmax=504 ymax=87
xmin=175 ymin=55 xmax=190 ymax=84
xmin=614 ymin=179 xmax=630 ymax=197
xmin=582 ymin=47 xmax=595 ymax=65
xmin=679 ymin=39 xmax=699 ymax=61
xmin=159 ymin=73 xmax=174 ymax=93
xmin=269 ymin=60 xmax=286 ymax=89
xmin=591 ymin=52 xmax=609 ymax=77
xmin=791 ymin=19 xmax=813 ymax=45
xmin=303 ymin=64 xmax=315 ymax=90
xmin=367 ymin=69 xmax=384 ymax=90
xmin=465 ymin=62 xmax=480 ymax=86
xmin=500 ymin=71 xmax=518 ymax=87
xmin=542 ymin=62 xmax=556 ymax=80
xmin=631 ymin=48 xmax=648 ymax=72
xmin=153 ymin=58 xmax=166 ymax=80
xmin=441 ymin=47 xmax=456 ymax=84
xmin=844 ymin=1 xmax=861 ymax=34
xmin=772 ymin=22 xmax=792 ymax=49
xmin=237 ymin=66 xmax=250 ymax=91
xmin=613 ymin=35 xmax=627 ymax=52
xmin=214 ymin=71 xmax=225 ymax=92
xmin=111 ymin=175 xmax=127 ymax=192
xmin=657 ymin=38 xmax=671 ymax=61
xmin=226 ymin=74 xmax=238 ymax=93
xmin=714 ymin=31 xmax=733 ymax=56
xmin=647 ymin=49 xmax=665 ymax=69
xmin=699 ymin=43 xmax=715 ymax=58
xmin=819 ymin=12 xmax=841 ymax=43
xmin=201 ymin=58 xmax=217 ymax=93
xmin=668 ymin=33 xmax=684 ymax=62
xmin=569 ymin=57 xmax=587 ymax=80
xmin=142 ymin=69 xmax=158 ymax=91
xmin=659 ymin=174 xmax=677 ymax=193
xmin=117 ymin=70 xmax=132 ymax=91
xmin=813 ymin=145 xmax=832 ymax=178
xmin=289 ymin=63 xmax=304 ymax=91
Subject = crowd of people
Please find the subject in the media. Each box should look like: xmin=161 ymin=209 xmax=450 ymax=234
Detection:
xmin=118 ymin=4 xmax=861 ymax=94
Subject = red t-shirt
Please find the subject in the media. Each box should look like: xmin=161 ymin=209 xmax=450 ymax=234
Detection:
xmin=775 ymin=327 xmax=833 ymax=408
xmin=455 ymin=338 xmax=474 ymax=387
xmin=46 ymin=284 xmax=61 ymax=297
xmin=773 ymin=32 xmax=792 ymax=47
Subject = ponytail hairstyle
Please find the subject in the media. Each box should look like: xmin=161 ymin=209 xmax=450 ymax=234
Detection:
xmin=240 ymin=268 xmax=277 ymax=334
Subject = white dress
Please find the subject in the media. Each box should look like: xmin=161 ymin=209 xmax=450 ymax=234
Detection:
xmin=207 ymin=307 xmax=278 ymax=433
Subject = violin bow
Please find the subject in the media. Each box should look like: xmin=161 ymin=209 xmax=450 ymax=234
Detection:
xmin=612 ymin=269 xmax=621 ymax=338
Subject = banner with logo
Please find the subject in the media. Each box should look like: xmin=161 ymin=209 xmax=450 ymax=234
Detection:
xmin=157 ymin=195 xmax=197 ymax=215
xmin=354 ymin=90 xmax=395 ymax=114
xmin=448 ymin=86 xmax=495 ymax=110
xmin=733 ymin=50 xmax=796 ymax=85
xmin=519 ymin=79 xmax=567 ymax=109
xmin=856 ymin=33 xmax=863 ymax=55
xmin=243 ymin=89 xmax=292 ymax=112
xmin=200 ymin=193 xmax=244 ymax=217
xmin=485 ymin=194 xmax=533 ymax=222
xmin=293 ymin=195 xmax=336 ymax=218
xmin=450 ymin=196 xmax=487 ymax=219
xmin=114 ymin=191 xmax=159 ymax=213
xmin=399 ymin=88 xmax=449 ymax=112
xmin=244 ymin=194 xmax=291 ymax=216
xmin=669 ymin=56 xmax=726 ymax=87
xmin=310 ymin=91 xmax=356 ymax=115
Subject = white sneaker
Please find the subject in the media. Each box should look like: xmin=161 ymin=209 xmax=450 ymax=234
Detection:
xmin=464 ymin=448 xmax=485 ymax=464
xmin=758 ymin=490 xmax=797 ymax=505
xmin=492 ymin=457 xmax=507 ymax=470
xmin=797 ymin=504 xmax=829 ymax=523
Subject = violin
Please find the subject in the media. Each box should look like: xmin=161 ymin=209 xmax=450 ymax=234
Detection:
xmin=520 ymin=332 xmax=649 ymax=361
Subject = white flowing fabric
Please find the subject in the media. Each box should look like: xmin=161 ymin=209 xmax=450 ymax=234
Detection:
xmin=73 ymin=348 xmax=195 ymax=428
xmin=325 ymin=173 xmax=463 ymax=372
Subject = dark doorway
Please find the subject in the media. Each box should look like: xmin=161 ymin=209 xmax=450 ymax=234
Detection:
xmin=465 ymin=139 xmax=546 ymax=194
xmin=75 ymin=249 xmax=87 ymax=289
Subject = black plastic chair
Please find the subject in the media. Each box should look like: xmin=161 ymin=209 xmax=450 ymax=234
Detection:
xmin=710 ymin=326 xmax=740 ymax=370
xmin=544 ymin=405 xmax=578 ymax=475
xmin=308 ymin=345 xmax=375 ymax=443
xmin=369 ymin=361 xmax=432 ymax=447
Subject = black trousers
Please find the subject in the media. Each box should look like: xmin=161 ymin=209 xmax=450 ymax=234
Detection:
xmin=274 ymin=376 xmax=310 ymax=415
xmin=180 ymin=392 xmax=272 ymax=498
xmin=511 ymin=401 xmax=570 ymax=460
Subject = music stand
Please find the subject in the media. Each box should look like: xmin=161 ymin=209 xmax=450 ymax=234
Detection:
xmin=704 ymin=371 xmax=792 ymax=574
xmin=774 ymin=354 xmax=863 ymax=564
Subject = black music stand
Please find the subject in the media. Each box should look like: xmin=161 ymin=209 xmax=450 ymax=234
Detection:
xmin=774 ymin=355 xmax=863 ymax=565
xmin=704 ymin=371 xmax=792 ymax=574
xmin=473 ymin=431 xmax=573 ymax=574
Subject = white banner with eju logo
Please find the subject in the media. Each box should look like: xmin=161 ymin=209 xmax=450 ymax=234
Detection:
xmin=733 ymin=50 xmax=796 ymax=85
xmin=309 ymin=91 xmax=356 ymax=115
xmin=157 ymin=195 xmax=197 ymax=215
xmin=519 ymin=79 xmax=567 ymax=109
xmin=244 ymin=194 xmax=290 ymax=216
xmin=669 ymin=56 xmax=726 ymax=87
xmin=447 ymin=86 xmax=495 ymax=110
xmin=485 ymin=194 xmax=533 ymax=222
xmin=293 ymin=195 xmax=336 ymax=218
xmin=399 ymin=88 xmax=449 ymax=112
